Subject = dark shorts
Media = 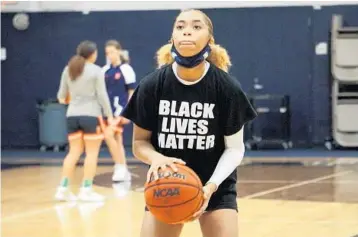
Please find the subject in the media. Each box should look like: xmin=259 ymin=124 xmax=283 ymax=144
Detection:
xmin=205 ymin=188 xmax=238 ymax=212
xmin=67 ymin=116 xmax=103 ymax=140
xmin=144 ymin=185 xmax=238 ymax=213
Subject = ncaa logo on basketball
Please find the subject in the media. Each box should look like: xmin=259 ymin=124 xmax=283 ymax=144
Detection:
xmin=153 ymin=188 xmax=180 ymax=198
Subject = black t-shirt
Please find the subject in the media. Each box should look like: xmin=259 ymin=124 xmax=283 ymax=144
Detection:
xmin=121 ymin=63 xmax=257 ymax=192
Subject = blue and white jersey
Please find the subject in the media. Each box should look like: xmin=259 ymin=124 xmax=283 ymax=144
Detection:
xmin=102 ymin=63 xmax=136 ymax=117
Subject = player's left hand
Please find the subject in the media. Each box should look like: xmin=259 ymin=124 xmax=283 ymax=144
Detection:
xmin=191 ymin=183 xmax=217 ymax=220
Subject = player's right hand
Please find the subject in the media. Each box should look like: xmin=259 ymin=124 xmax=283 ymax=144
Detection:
xmin=147 ymin=156 xmax=186 ymax=182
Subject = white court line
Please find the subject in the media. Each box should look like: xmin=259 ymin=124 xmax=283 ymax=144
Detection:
xmin=238 ymin=180 xmax=358 ymax=184
xmin=134 ymin=187 xmax=145 ymax=192
xmin=114 ymin=176 xmax=358 ymax=193
xmin=130 ymin=172 xmax=139 ymax=178
xmin=242 ymin=170 xmax=353 ymax=199
xmin=2 ymin=202 xmax=104 ymax=223
xmin=239 ymin=220 xmax=358 ymax=223
xmin=1 ymin=206 xmax=57 ymax=223
xmin=2 ymin=197 xmax=116 ymax=223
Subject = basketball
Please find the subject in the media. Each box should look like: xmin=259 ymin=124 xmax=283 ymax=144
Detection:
xmin=144 ymin=164 xmax=204 ymax=224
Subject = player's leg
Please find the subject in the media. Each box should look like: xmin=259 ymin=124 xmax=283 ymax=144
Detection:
xmin=78 ymin=116 xmax=105 ymax=202
xmin=199 ymin=209 xmax=238 ymax=237
xmin=112 ymin=127 xmax=131 ymax=181
xmin=55 ymin=117 xmax=84 ymax=201
xmin=103 ymin=124 xmax=121 ymax=164
xmin=101 ymin=117 xmax=128 ymax=181
xmin=199 ymin=191 xmax=238 ymax=237
xmin=140 ymin=211 xmax=184 ymax=237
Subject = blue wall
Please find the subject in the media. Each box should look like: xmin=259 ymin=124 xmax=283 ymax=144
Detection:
xmin=1 ymin=5 xmax=358 ymax=148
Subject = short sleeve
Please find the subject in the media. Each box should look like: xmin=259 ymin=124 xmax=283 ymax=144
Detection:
xmin=120 ymin=64 xmax=136 ymax=88
xmin=121 ymin=75 xmax=157 ymax=131
xmin=222 ymin=80 xmax=257 ymax=136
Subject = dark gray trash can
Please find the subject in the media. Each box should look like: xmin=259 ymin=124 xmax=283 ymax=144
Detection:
xmin=37 ymin=99 xmax=68 ymax=152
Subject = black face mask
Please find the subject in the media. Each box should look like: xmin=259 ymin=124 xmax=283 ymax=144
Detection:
xmin=171 ymin=44 xmax=211 ymax=68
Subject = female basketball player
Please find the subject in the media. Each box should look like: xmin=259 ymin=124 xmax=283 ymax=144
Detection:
xmin=121 ymin=9 xmax=258 ymax=237
xmin=121 ymin=9 xmax=257 ymax=237
xmin=102 ymin=40 xmax=136 ymax=181
xmin=55 ymin=40 xmax=114 ymax=202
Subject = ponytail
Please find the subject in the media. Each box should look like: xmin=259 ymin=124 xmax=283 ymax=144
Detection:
xmin=156 ymin=43 xmax=174 ymax=68
xmin=206 ymin=43 xmax=232 ymax=73
xmin=120 ymin=50 xmax=130 ymax=64
xmin=155 ymin=38 xmax=232 ymax=72
xmin=68 ymin=55 xmax=86 ymax=80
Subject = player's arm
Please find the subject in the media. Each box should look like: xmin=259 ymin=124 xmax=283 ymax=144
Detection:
xmin=57 ymin=67 xmax=69 ymax=104
xmin=95 ymin=70 xmax=113 ymax=119
xmin=132 ymin=125 xmax=166 ymax=165
xmin=121 ymin=64 xmax=136 ymax=101
xmin=206 ymin=128 xmax=245 ymax=191
xmin=127 ymin=89 xmax=135 ymax=101
xmin=207 ymin=77 xmax=257 ymax=191
xmin=121 ymin=73 xmax=167 ymax=166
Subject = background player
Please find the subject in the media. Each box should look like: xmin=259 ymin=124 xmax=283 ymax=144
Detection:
xmin=56 ymin=40 xmax=114 ymax=202
xmin=121 ymin=9 xmax=257 ymax=237
xmin=102 ymin=40 xmax=136 ymax=181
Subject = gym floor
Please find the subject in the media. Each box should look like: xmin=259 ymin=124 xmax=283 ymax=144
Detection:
xmin=2 ymin=155 xmax=358 ymax=237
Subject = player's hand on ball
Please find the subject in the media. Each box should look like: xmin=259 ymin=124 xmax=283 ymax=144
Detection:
xmin=191 ymin=183 xmax=217 ymax=220
xmin=147 ymin=155 xmax=186 ymax=182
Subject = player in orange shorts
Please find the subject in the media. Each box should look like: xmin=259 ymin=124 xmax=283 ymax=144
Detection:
xmin=55 ymin=41 xmax=114 ymax=202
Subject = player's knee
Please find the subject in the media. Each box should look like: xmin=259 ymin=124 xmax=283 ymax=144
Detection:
xmin=64 ymin=153 xmax=81 ymax=164
xmin=84 ymin=153 xmax=98 ymax=162
xmin=140 ymin=212 xmax=183 ymax=237
xmin=199 ymin=209 xmax=238 ymax=237
xmin=68 ymin=146 xmax=84 ymax=158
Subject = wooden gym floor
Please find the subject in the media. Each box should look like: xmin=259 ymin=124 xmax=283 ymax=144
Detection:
xmin=1 ymin=156 xmax=358 ymax=237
